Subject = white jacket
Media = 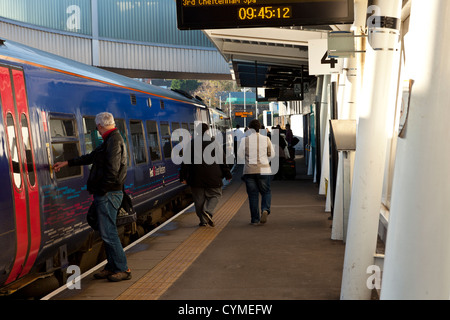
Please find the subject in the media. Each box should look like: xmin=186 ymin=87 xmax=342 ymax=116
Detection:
xmin=237 ymin=132 xmax=275 ymax=175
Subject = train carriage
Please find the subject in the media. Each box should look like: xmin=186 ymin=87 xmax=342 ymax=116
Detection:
xmin=0 ymin=38 xmax=224 ymax=295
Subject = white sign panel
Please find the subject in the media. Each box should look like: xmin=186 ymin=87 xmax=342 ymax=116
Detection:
xmin=308 ymin=39 xmax=343 ymax=75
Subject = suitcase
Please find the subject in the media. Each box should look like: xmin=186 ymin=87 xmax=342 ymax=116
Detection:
xmin=282 ymin=159 xmax=296 ymax=180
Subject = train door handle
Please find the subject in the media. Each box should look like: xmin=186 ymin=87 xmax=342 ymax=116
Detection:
xmin=46 ymin=143 xmax=54 ymax=179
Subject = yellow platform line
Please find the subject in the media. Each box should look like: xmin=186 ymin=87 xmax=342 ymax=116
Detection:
xmin=116 ymin=184 xmax=248 ymax=300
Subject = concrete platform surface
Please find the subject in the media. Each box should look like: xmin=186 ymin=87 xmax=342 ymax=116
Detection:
xmin=48 ymin=157 xmax=345 ymax=301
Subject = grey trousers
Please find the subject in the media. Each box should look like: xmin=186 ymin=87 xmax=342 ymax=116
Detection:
xmin=190 ymin=186 xmax=222 ymax=223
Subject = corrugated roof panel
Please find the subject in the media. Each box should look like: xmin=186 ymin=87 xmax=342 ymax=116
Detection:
xmin=97 ymin=0 xmax=212 ymax=47
xmin=0 ymin=0 xmax=213 ymax=47
xmin=0 ymin=1 xmax=231 ymax=79
xmin=0 ymin=0 xmax=92 ymax=35
xmin=98 ymin=39 xmax=228 ymax=74
xmin=0 ymin=20 xmax=92 ymax=64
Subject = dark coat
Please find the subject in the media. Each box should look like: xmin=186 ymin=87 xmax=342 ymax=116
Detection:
xmin=180 ymin=137 xmax=232 ymax=188
xmin=69 ymin=129 xmax=127 ymax=195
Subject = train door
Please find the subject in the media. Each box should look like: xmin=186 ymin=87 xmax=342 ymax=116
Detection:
xmin=146 ymin=120 xmax=165 ymax=182
xmin=196 ymin=107 xmax=210 ymax=126
xmin=159 ymin=122 xmax=172 ymax=185
xmin=129 ymin=119 xmax=149 ymax=196
xmin=0 ymin=65 xmax=40 ymax=284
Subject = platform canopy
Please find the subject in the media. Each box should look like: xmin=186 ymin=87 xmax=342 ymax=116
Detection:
xmin=204 ymin=27 xmax=337 ymax=99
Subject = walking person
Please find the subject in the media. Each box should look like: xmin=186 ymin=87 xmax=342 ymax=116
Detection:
xmin=53 ymin=112 xmax=131 ymax=282
xmin=233 ymin=124 xmax=244 ymax=164
xmin=238 ymin=119 xmax=275 ymax=225
xmin=180 ymin=123 xmax=232 ymax=227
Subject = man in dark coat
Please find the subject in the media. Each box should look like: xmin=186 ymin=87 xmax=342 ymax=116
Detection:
xmin=180 ymin=123 xmax=232 ymax=227
xmin=53 ymin=112 xmax=130 ymax=282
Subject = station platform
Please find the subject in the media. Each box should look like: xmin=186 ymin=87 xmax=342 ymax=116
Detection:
xmin=45 ymin=156 xmax=345 ymax=301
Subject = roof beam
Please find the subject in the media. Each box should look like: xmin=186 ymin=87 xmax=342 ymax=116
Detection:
xmin=205 ymin=27 xmax=327 ymax=47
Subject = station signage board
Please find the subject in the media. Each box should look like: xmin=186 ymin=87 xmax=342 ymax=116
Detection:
xmin=176 ymin=0 xmax=354 ymax=30
xmin=235 ymin=111 xmax=253 ymax=117
xmin=308 ymin=39 xmax=343 ymax=75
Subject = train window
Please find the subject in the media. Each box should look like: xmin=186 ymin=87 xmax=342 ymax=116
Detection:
xmin=171 ymin=122 xmax=181 ymax=147
xmin=130 ymin=94 xmax=137 ymax=105
xmin=146 ymin=120 xmax=162 ymax=162
xmin=197 ymin=109 xmax=209 ymax=124
xmin=189 ymin=123 xmax=195 ymax=137
xmin=115 ymin=119 xmax=131 ymax=167
xmin=182 ymin=123 xmax=188 ymax=131
xmin=52 ymin=143 xmax=81 ymax=179
xmin=6 ymin=113 xmax=22 ymax=189
xmin=83 ymin=117 xmax=131 ymax=166
xmin=129 ymin=120 xmax=147 ymax=165
xmin=50 ymin=118 xmax=75 ymax=138
xmin=20 ymin=114 xmax=36 ymax=186
xmin=49 ymin=116 xmax=81 ymax=180
xmin=83 ymin=117 xmax=102 ymax=153
xmin=160 ymin=122 xmax=172 ymax=159
xmin=171 ymin=122 xmax=180 ymax=132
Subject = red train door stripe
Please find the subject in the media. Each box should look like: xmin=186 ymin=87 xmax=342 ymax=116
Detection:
xmin=1 ymin=66 xmax=40 ymax=284
xmin=12 ymin=69 xmax=41 ymax=278
xmin=0 ymin=66 xmax=28 ymax=284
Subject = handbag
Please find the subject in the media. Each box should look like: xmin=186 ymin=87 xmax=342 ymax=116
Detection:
xmin=116 ymin=191 xmax=137 ymax=226
xmin=87 ymin=191 xmax=137 ymax=230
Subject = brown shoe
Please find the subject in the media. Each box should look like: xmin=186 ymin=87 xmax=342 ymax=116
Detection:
xmin=94 ymin=269 xmax=114 ymax=279
xmin=107 ymin=269 xmax=132 ymax=282
xmin=260 ymin=210 xmax=269 ymax=224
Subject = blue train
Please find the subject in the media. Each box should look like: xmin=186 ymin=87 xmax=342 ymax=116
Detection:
xmin=0 ymin=38 xmax=232 ymax=295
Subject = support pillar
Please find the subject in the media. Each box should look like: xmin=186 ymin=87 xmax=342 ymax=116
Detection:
xmin=381 ymin=1 xmax=450 ymax=300
xmin=340 ymin=0 xmax=402 ymax=300
xmin=318 ymin=75 xmax=331 ymax=195
xmin=91 ymin=0 xmax=100 ymax=66
xmin=331 ymin=0 xmax=367 ymax=241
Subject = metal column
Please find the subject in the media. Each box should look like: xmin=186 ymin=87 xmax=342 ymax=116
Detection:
xmin=340 ymin=0 xmax=402 ymax=300
xmin=91 ymin=0 xmax=100 ymax=66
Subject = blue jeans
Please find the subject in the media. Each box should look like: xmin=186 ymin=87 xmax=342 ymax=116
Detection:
xmin=243 ymin=174 xmax=272 ymax=223
xmin=94 ymin=191 xmax=128 ymax=272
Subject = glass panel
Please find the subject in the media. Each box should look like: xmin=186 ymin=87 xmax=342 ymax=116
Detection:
xmin=146 ymin=120 xmax=162 ymax=162
xmin=52 ymin=143 xmax=82 ymax=179
xmin=171 ymin=122 xmax=180 ymax=132
xmin=115 ymin=119 xmax=131 ymax=166
xmin=171 ymin=122 xmax=181 ymax=147
xmin=83 ymin=117 xmax=102 ymax=153
xmin=6 ymin=113 xmax=22 ymax=189
xmin=50 ymin=118 xmax=76 ymax=138
xmin=130 ymin=120 xmax=147 ymax=164
xmin=20 ymin=114 xmax=36 ymax=186
xmin=189 ymin=123 xmax=195 ymax=137
xmin=49 ymin=115 xmax=81 ymax=179
xmin=160 ymin=123 xmax=172 ymax=159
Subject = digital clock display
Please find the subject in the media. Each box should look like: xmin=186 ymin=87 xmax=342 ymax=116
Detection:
xmin=238 ymin=6 xmax=292 ymax=20
xmin=176 ymin=0 xmax=354 ymax=30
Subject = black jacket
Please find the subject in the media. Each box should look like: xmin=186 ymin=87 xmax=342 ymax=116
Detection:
xmin=180 ymin=137 xmax=232 ymax=188
xmin=69 ymin=129 xmax=127 ymax=195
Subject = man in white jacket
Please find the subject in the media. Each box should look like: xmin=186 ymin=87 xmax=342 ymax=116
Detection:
xmin=238 ymin=119 xmax=276 ymax=225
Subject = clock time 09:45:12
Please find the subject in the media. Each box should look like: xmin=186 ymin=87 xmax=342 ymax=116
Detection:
xmin=238 ymin=6 xmax=292 ymax=20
